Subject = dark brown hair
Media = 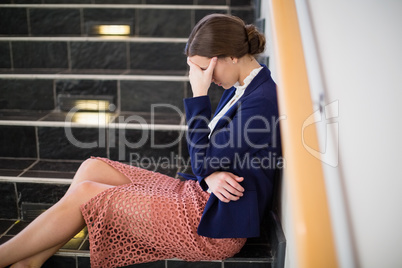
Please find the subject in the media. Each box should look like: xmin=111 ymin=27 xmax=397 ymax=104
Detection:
xmin=185 ymin=14 xmax=266 ymax=58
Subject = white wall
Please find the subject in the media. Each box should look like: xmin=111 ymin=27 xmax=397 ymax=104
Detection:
xmin=263 ymin=0 xmax=402 ymax=266
xmin=305 ymin=0 xmax=402 ymax=267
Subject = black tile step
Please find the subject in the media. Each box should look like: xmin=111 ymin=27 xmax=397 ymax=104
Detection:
xmin=0 ymin=218 xmax=274 ymax=268
xmin=0 ymin=75 xmax=224 ymax=113
xmin=0 ymin=3 xmax=255 ymax=38
xmin=0 ymin=202 xmax=279 ymax=267
xmin=0 ymin=157 xmax=181 ymax=182
xmin=0 ymin=68 xmax=189 ymax=80
xmin=0 ymin=2 xmax=229 ymax=6
xmin=0 ymin=5 xmax=232 ymax=38
xmin=0 ymin=38 xmax=188 ymax=71
xmin=0 ymin=110 xmax=184 ymax=127
xmin=0 ymin=111 xmax=188 ymax=161
xmin=0 ymin=69 xmax=191 ymax=113
xmin=0 ymin=77 xmax=193 ymax=112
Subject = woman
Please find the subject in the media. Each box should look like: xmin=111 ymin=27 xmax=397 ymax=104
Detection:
xmin=0 ymin=14 xmax=281 ymax=268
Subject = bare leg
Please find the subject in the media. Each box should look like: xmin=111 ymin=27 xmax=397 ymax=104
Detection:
xmin=9 ymin=240 xmax=68 ymax=268
xmin=67 ymin=158 xmax=131 ymax=190
xmin=0 ymin=159 xmax=131 ymax=268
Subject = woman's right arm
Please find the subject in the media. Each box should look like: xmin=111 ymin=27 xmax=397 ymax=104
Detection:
xmin=186 ymin=57 xmax=246 ymax=202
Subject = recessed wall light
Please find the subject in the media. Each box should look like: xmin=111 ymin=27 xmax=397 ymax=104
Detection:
xmin=94 ymin=25 xmax=131 ymax=36
xmin=58 ymin=95 xmax=115 ymax=112
xmin=74 ymin=99 xmax=111 ymax=111
xmin=69 ymin=112 xmax=112 ymax=124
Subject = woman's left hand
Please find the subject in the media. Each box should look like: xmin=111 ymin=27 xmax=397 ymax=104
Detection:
xmin=187 ymin=57 xmax=217 ymax=97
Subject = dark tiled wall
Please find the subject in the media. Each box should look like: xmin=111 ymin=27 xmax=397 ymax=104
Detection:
xmin=0 ymin=8 xmax=28 ymax=35
xmin=0 ymin=126 xmax=37 ymax=158
xmin=198 ymin=0 xmax=226 ymax=5
xmin=0 ymin=124 xmax=187 ymax=163
xmin=38 ymin=127 xmax=108 ymax=159
xmin=0 ymin=182 xmax=70 ymax=219
xmin=18 ymin=183 xmax=70 ymax=204
xmin=0 ymin=182 xmax=18 ymax=219
xmin=0 ymin=78 xmax=191 ymax=112
xmin=30 ymin=9 xmax=82 ymax=35
xmin=138 ymin=9 xmax=192 ymax=37
xmin=0 ymin=79 xmax=55 ymax=110
xmin=120 ymin=81 xmax=185 ymax=112
xmin=0 ymin=78 xmax=192 ymax=112
xmin=12 ymin=41 xmax=69 ymax=69
xmin=224 ymin=263 xmax=271 ymax=268
xmin=230 ymin=0 xmax=252 ymax=6
xmin=0 ymin=159 xmax=76 ymax=219
xmin=109 ymin=129 xmax=183 ymax=162
xmin=71 ymin=42 xmax=127 ymax=70
xmin=168 ymin=262 xmax=221 ymax=268
xmin=0 ymin=42 xmax=11 ymax=69
xmin=0 ymin=41 xmax=187 ymax=71
xmin=37 ymin=126 xmax=127 ymax=161
xmin=93 ymin=0 xmax=141 ymax=3
xmin=55 ymin=80 xmax=117 ymax=97
xmin=129 ymin=43 xmax=187 ymax=71
xmin=3 ymin=0 xmax=249 ymax=5
xmin=0 ymin=7 xmax=238 ymax=37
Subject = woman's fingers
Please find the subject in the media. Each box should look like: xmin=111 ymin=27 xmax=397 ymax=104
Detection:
xmin=205 ymin=171 xmax=245 ymax=203
xmin=216 ymin=190 xmax=238 ymax=203
xmin=187 ymin=57 xmax=197 ymax=69
xmin=216 ymin=192 xmax=231 ymax=203
xmin=206 ymin=57 xmax=217 ymax=74
xmin=225 ymin=173 xmax=245 ymax=193
xmin=187 ymin=57 xmax=217 ymax=97
xmin=223 ymin=183 xmax=244 ymax=198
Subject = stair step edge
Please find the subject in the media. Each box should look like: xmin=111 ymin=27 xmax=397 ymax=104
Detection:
xmin=0 ymin=175 xmax=72 ymax=185
xmin=0 ymin=73 xmax=189 ymax=81
xmin=0 ymin=4 xmax=230 ymax=10
xmin=0 ymin=36 xmax=188 ymax=43
xmin=54 ymin=250 xmax=273 ymax=263
xmin=0 ymin=120 xmax=188 ymax=131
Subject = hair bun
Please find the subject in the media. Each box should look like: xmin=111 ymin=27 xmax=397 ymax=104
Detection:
xmin=245 ymin=24 xmax=266 ymax=55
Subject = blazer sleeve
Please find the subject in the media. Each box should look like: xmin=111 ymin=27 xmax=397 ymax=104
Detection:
xmin=184 ymin=92 xmax=275 ymax=189
xmin=183 ymin=95 xmax=213 ymax=189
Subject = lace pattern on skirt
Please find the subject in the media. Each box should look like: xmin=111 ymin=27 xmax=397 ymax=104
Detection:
xmin=80 ymin=157 xmax=246 ymax=268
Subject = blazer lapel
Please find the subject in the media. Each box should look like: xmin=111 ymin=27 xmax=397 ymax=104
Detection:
xmin=210 ymin=65 xmax=270 ymax=134
xmin=213 ymin=87 xmax=236 ymax=117
xmin=211 ymin=101 xmax=240 ymax=132
xmin=241 ymin=65 xmax=270 ymax=98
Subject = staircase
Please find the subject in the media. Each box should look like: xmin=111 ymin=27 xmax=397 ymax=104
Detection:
xmin=0 ymin=1 xmax=285 ymax=267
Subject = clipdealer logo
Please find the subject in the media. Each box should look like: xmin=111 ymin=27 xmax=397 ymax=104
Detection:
xmin=302 ymin=100 xmax=339 ymax=167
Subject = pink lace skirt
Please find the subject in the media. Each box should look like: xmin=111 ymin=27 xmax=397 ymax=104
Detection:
xmin=80 ymin=157 xmax=246 ymax=268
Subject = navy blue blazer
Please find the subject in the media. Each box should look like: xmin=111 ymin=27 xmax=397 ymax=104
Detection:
xmin=180 ymin=65 xmax=281 ymax=238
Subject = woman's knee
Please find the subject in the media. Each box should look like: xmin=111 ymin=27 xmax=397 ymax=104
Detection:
xmin=66 ymin=180 xmax=111 ymax=205
xmin=77 ymin=158 xmax=101 ymax=174
xmin=70 ymin=159 xmax=99 ymax=186
xmin=73 ymin=159 xmax=107 ymax=182
xmin=73 ymin=158 xmax=130 ymax=188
